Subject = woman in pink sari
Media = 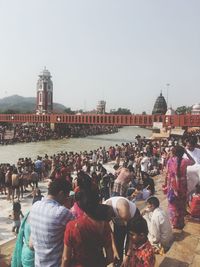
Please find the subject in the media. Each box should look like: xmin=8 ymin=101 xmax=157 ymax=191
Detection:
xmin=165 ymin=146 xmax=195 ymax=229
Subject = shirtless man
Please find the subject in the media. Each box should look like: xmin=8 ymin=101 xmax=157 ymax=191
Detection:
xmin=11 ymin=168 xmax=20 ymax=201
xmin=104 ymin=196 xmax=141 ymax=266
xmin=5 ymin=166 xmax=13 ymax=201
xmin=112 ymin=165 xmax=134 ymax=197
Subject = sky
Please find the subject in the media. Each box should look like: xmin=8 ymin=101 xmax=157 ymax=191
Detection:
xmin=0 ymin=0 xmax=200 ymax=114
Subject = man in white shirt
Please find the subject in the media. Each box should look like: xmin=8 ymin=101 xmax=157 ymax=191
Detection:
xmin=91 ymin=150 xmax=98 ymax=171
xmin=142 ymin=196 xmax=173 ymax=251
xmin=140 ymin=153 xmax=150 ymax=179
xmin=185 ymin=136 xmax=200 ymax=164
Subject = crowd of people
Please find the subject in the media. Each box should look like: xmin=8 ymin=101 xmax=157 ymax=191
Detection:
xmin=0 ymin=133 xmax=199 ymax=266
xmin=0 ymin=124 xmax=119 ymax=145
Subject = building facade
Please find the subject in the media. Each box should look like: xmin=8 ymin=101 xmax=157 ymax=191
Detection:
xmin=191 ymin=103 xmax=200 ymax=115
xmin=36 ymin=67 xmax=53 ymax=114
xmin=96 ymin=100 xmax=106 ymax=114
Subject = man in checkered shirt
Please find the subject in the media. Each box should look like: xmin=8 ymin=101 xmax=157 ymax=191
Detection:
xmin=30 ymin=178 xmax=74 ymax=267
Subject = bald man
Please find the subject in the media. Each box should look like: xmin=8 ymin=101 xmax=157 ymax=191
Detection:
xmin=104 ymin=196 xmax=142 ymax=266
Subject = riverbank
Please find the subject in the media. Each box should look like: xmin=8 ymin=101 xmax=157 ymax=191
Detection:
xmin=1 ymin=162 xmax=200 ymax=266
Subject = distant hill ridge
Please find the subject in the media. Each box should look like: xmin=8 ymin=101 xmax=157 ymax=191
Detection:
xmin=0 ymin=95 xmax=67 ymax=112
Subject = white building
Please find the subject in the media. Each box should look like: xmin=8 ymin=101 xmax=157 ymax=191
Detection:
xmin=96 ymin=100 xmax=106 ymax=114
xmin=191 ymin=103 xmax=200 ymax=115
xmin=165 ymin=107 xmax=176 ymax=116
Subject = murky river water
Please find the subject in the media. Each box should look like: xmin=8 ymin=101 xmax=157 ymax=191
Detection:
xmin=0 ymin=126 xmax=152 ymax=164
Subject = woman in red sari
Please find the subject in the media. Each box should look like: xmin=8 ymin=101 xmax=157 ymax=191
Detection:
xmin=165 ymin=146 xmax=195 ymax=229
xmin=61 ymin=187 xmax=114 ymax=267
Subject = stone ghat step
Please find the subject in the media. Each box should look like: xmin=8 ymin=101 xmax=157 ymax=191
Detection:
xmin=155 ymin=218 xmax=200 ymax=267
xmin=1 ymin=221 xmax=199 ymax=267
xmin=0 ymin=238 xmax=15 ymax=267
xmin=154 ymin=173 xmax=200 ymax=267
xmin=1 ymin=172 xmax=200 ymax=266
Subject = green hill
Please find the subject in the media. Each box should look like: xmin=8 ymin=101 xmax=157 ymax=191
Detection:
xmin=0 ymin=95 xmax=67 ymax=113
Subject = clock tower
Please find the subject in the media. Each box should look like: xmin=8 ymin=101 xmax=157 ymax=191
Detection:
xmin=36 ymin=67 xmax=53 ymax=114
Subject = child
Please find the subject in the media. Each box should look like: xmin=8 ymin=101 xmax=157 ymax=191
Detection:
xmin=12 ymin=201 xmax=24 ymax=234
xmin=189 ymin=184 xmax=200 ymax=219
xmin=121 ymin=218 xmax=155 ymax=267
xmin=32 ymin=188 xmax=44 ymax=204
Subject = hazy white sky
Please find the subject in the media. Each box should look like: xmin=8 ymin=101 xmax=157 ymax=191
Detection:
xmin=0 ymin=0 xmax=199 ymax=113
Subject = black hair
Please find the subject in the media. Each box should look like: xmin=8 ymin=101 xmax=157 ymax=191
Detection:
xmin=93 ymin=204 xmax=115 ymax=221
xmin=76 ymin=172 xmax=92 ymax=190
xmin=127 ymin=165 xmax=134 ymax=172
xmin=113 ymin=164 xmax=119 ymax=170
xmin=195 ymin=183 xmax=200 ymax=194
xmin=48 ymin=177 xmax=71 ymax=196
xmin=13 ymin=201 xmax=21 ymax=212
xmin=187 ymin=136 xmax=198 ymax=146
xmin=75 ymin=188 xmax=100 ymax=216
xmin=13 ymin=168 xmax=18 ymax=174
xmin=128 ymin=217 xmax=148 ymax=236
xmin=147 ymin=196 xmax=160 ymax=208
xmin=142 ymin=172 xmax=148 ymax=177
xmin=173 ymin=145 xmax=185 ymax=178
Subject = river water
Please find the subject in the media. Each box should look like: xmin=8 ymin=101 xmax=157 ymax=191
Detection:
xmin=0 ymin=126 xmax=152 ymax=164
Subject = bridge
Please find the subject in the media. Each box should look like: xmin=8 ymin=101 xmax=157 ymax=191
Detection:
xmin=0 ymin=113 xmax=200 ymax=127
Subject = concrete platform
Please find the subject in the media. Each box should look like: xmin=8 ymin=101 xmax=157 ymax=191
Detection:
xmin=154 ymin=174 xmax=200 ymax=267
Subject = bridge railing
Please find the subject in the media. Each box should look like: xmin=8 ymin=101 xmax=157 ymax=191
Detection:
xmin=0 ymin=113 xmax=200 ymax=127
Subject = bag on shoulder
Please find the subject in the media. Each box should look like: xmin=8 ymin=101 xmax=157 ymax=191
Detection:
xmin=167 ymin=188 xmax=177 ymax=204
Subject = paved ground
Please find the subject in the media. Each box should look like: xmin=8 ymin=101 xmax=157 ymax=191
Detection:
xmin=0 ymin=168 xmax=200 ymax=266
xmin=0 ymin=180 xmax=48 ymax=267
xmin=0 ymin=181 xmax=48 ymax=246
xmin=154 ymin=176 xmax=200 ymax=267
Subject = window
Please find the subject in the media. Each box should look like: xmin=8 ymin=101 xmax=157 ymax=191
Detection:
xmin=48 ymin=92 xmax=51 ymax=103
xmin=39 ymin=93 xmax=42 ymax=103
